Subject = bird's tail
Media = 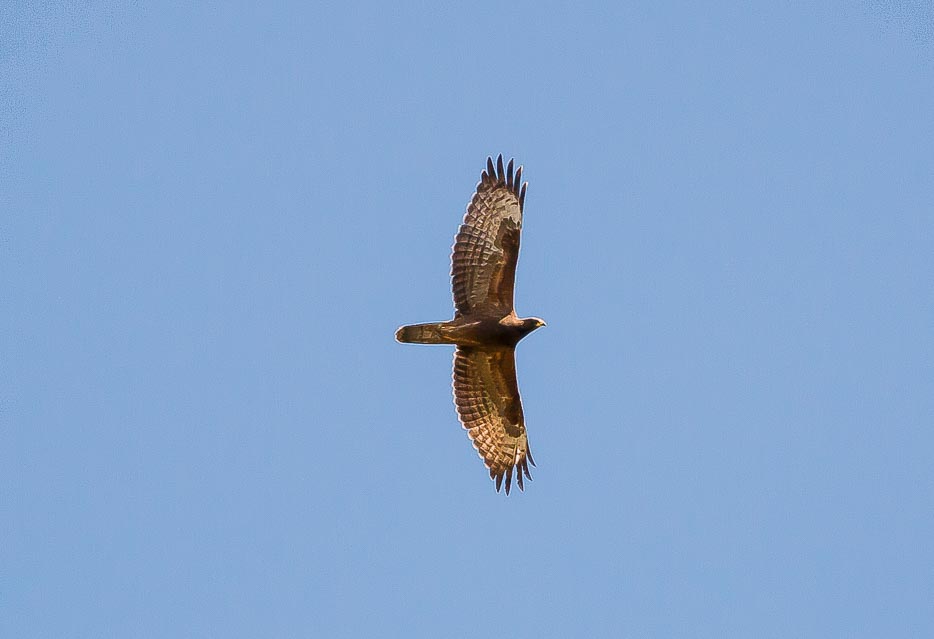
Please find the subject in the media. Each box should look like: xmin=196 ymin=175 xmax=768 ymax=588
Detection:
xmin=395 ymin=322 xmax=453 ymax=344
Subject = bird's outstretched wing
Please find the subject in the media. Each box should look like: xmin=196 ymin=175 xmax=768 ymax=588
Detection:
xmin=453 ymin=346 xmax=534 ymax=494
xmin=451 ymin=155 xmax=527 ymax=318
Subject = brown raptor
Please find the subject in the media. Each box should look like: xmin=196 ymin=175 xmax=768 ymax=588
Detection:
xmin=396 ymin=155 xmax=545 ymax=494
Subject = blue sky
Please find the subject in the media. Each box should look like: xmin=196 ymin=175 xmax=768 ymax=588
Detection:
xmin=3 ymin=2 xmax=933 ymax=637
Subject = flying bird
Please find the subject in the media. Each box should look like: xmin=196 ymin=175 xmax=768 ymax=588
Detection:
xmin=395 ymin=155 xmax=546 ymax=494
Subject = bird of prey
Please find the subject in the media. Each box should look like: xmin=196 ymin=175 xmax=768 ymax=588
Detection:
xmin=395 ymin=155 xmax=546 ymax=494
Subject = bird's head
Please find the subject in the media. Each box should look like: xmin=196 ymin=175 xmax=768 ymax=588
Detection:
xmin=522 ymin=317 xmax=547 ymax=333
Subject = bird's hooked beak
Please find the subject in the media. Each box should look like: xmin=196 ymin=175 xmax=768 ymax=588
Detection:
xmin=535 ymin=319 xmax=547 ymax=328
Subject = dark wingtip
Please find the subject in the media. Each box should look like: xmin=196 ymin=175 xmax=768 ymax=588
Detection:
xmin=491 ymin=461 xmax=532 ymax=494
xmin=481 ymin=155 xmax=525 ymax=205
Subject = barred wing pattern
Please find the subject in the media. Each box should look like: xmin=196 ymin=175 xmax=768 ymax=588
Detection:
xmin=453 ymin=346 xmax=534 ymax=494
xmin=451 ymin=155 xmax=527 ymax=317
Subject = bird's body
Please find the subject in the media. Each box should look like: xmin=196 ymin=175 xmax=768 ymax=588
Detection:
xmin=395 ymin=313 xmax=544 ymax=348
xmin=396 ymin=155 xmax=545 ymax=494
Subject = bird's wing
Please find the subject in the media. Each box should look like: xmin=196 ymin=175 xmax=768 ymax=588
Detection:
xmin=453 ymin=346 xmax=534 ymax=494
xmin=451 ymin=155 xmax=527 ymax=317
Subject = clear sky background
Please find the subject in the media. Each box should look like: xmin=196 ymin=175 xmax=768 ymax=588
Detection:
xmin=3 ymin=2 xmax=933 ymax=637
